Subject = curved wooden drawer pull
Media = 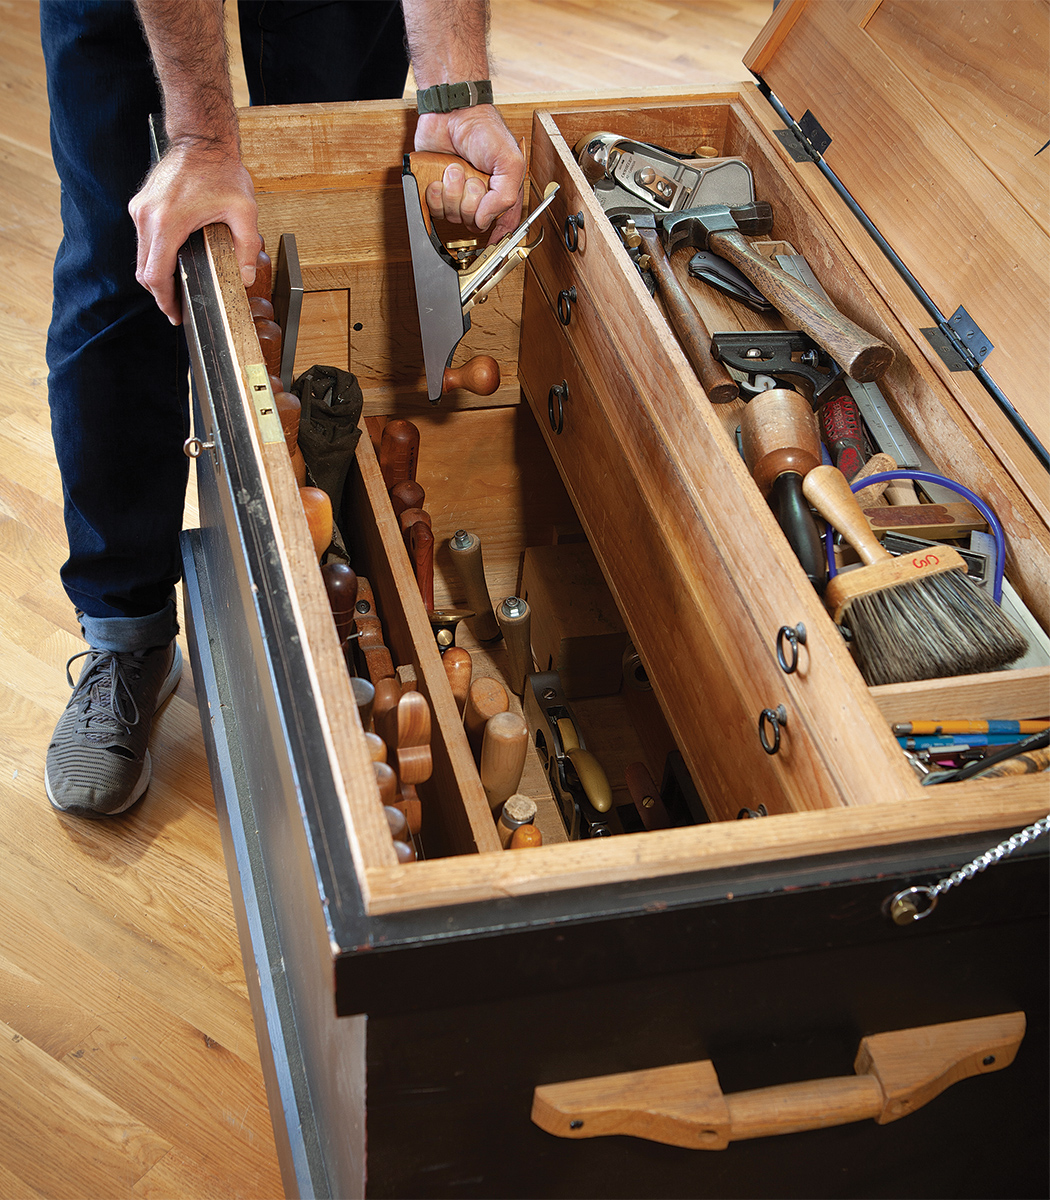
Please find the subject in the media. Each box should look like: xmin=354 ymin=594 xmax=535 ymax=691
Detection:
xmin=532 ymin=1012 xmax=1024 ymax=1150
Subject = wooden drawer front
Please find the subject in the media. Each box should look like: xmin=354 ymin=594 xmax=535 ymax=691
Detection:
xmin=520 ymin=264 xmax=841 ymax=819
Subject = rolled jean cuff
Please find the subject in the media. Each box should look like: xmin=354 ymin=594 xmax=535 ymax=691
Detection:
xmin=79 ymin=597 xmax=178 ymax=653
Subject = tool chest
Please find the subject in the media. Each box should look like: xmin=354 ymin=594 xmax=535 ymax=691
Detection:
xmin=179 ymin=2 xmax=1048 ymax=1196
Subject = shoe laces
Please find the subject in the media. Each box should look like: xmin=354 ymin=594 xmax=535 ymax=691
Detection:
xmin=65 ymin=649 xmax=145 ymax=739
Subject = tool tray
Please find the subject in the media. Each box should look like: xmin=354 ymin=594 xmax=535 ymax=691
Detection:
xmin=178 ymin=2 xmax=1048 ymax=1192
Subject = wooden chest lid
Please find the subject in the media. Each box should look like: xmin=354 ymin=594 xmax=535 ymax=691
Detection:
xmin=744 ymin=0 xmax=1049 ymax=464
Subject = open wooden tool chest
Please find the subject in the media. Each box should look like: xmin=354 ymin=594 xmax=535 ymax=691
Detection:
xmin=178 ymin=2 xmax=1048 ymax=1196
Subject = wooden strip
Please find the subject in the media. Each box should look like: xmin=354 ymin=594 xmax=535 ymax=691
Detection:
xmin=869 ymin=666 xmax=1050 ymax=724
xmin=362 ymin=783 xmax=1050 ymax=912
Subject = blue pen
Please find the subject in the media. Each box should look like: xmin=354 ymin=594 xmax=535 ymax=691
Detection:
xmin=899 ymin=734 xmax=1030 ymax=750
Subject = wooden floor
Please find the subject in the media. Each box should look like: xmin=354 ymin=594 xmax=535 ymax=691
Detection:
xmin=0 ymin=2 xmax=769 ymax=1196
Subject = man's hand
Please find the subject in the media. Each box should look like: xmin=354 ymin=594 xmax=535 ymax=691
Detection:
xmin=415 ymin=107 xmax=525 ymax=243
xmin=128 ymin=140 xmax=262 ymax=324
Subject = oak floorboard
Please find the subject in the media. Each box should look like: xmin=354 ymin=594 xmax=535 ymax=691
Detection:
xmin=0 ymin=1 xmax=769 ymax=1195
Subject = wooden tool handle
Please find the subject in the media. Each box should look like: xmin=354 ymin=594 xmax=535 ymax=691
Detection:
xmin=449 ymin=531 xmax=502 ymax=642
xmin=636 ymin=227 xmax=738 ymax=403
xmin=389 ymin=478 xmax=426 ymax=519
xmin=802 ymin=464 xmax=890 ymax=565
xmin=851 ymin=452 xmax=899 ymax=507
xmin=406 ymin=151 xmax=491 ymax=238
xmin=299 ymin=486 xmax=332 ymax=560
xmin=480 ymin=711 xmax=529 ymax=812
xmin=443 ymin=355 xmax=501 ymax=397
xmin=532 ymin=1012 xmax=1025 ymax=1149
xmin=740 ymin=388 xmax=822 ymax=495
xmin=254 ymin=316 xmax=283 ymax=377
xmin=709 ymin=230 xmax=894 ymax=382
xmin=409 ymin=521 xmax=435 ymax=611
xmin=379 ymin=419 xmax=420 ymax=491
xmin=464 ymin=676 xmax=509 ymax=760
xmin=321 ymin=562 xmax=358 ymax=644
xmin=496 ymin=598 xmax=533 ymax=696
xmin=442 ymin=646 xmax=473 ymax=715
xmin=399 ymin=507 xmax=432 ymax=536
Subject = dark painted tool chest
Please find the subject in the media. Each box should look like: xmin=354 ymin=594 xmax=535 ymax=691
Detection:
xmin=179 ymin=2 xmax=1049 ymax=1195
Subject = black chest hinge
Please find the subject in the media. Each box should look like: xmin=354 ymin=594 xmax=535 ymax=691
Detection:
xmin=921 ymin=305 xmax=995 ymax=373
xmin=773 ymin=108 xmax=832 ymax=164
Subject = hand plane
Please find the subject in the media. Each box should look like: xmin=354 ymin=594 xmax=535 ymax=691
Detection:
xmin=402 ymin=151 xmax=559 ymax=402
xmin=523 ymin=671 xmax=615 ymax=839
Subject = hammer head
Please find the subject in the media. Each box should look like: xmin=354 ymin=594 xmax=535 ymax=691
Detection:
xmin=660 ymin=201 xmax=773 ymax=254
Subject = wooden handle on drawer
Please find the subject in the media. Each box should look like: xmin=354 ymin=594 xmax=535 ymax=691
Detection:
xmin=443 ymin=355 xmax=501 ymax=397
xmin=635 ymin=227 xmax=737 ymax=403
xmin=532 ymin=1012 xmax=1025 ymax=1149
xmin=707 ymin=229 xmax=894 ymax=382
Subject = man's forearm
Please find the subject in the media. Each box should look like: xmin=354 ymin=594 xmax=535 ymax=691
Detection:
xmin=402 ymin=0 xmax=491 ymax=88
xmin=133 ymin=0 xmax=239 ymax=152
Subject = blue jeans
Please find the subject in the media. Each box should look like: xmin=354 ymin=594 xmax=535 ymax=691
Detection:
xmin=40 ymin=1 xmax=408 ymax=653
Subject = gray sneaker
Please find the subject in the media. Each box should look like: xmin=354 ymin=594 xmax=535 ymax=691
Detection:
xmin=45 ymin=640 xmax=183 ymax=818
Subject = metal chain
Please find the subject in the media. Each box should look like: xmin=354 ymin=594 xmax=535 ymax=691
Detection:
xmin=888 ymin=815 xmax=1050 ymax=924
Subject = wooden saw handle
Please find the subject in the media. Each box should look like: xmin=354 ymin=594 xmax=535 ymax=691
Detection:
xmin=532 ymin=1012 xmax=1025 ymax=1150
xmin=708 ymin=229 xmax=894 ymax=382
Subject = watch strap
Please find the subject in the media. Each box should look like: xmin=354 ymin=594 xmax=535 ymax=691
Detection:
xmin=416 ymin=80 xmax=493 ymax=114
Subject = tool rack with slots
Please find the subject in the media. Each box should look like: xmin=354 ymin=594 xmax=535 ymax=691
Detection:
xmin=179 ymin=3 xmax=1048 ymax=1196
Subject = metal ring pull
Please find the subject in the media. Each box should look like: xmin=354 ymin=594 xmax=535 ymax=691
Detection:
xmin=548 ymin=381 xmax=567 ymax=434
xmin=183 ymin=436 xmax=215 ymax=458
xmin=888 ymin=885 xmax=938 ymax=925
xmin=758 ymin=704 xmax=787 ymax=755
xmin=557 ymin=286 xmax=577 ymax=326
xmin=775 ymin=623 xmax=807 ymax=674
xmin=563 ymin=212 xmax=585 ymax=253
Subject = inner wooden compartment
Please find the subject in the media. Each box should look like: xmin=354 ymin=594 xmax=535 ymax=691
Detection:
xmin=241 ymin=91 xmax=1048 ymax=913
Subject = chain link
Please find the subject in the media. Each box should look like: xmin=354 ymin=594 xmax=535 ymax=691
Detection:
xmin=889 ymin=816 xmax=1050 ymax=923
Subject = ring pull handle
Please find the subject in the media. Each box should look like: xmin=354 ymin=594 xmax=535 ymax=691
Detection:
xmin=563 ymin=212 xmax=585 ymax=253
xmin=548 ymin=381 xmax=567 ymax=435
xmin=758 ymin=704 xmax=787 ymax=755
xmin=183 ymin=436 xmax=215 ymax=459
xmin=775 ymin=623 xmax=807 ymax=674
xmin=557 ymin=286 xmax=577 ymax=326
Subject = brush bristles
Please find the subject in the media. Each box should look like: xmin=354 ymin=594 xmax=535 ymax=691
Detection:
xmin=841 ymin=569 xmax=1028 ymax=687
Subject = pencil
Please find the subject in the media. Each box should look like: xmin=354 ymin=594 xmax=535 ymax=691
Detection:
xmin=892 ymin=719 xmax=1048 ymax=736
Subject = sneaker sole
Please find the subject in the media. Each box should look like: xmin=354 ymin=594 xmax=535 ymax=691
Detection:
xmin=46 ymin=644 xmax=184 ymax=819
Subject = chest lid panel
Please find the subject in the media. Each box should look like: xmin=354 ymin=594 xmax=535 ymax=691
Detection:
xmin=744 ymin=0 xmax=1049 ymax=462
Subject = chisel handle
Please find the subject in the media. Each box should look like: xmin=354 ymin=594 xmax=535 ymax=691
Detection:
xmin=480 ymin=711 xmax=529 ymax=812
xmin=636 ymin=227 xmax=738 ymax=403
xmin=708 ymin=230 xmax=894 ymax=382
xmin=379 ymin=419 xmax=420 ymax=492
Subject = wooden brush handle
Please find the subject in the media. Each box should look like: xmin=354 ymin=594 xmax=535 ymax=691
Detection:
xmin=708 ymin=230 xmax=894 ymax=382
xmin=635 ymin=227 xmax=737 ymax=402
xmin=803 ymin=464 xmax=890 ymax=565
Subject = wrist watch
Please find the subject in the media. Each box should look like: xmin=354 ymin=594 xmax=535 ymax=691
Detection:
xmin=416 ymin=80 xmax=493 ymax=114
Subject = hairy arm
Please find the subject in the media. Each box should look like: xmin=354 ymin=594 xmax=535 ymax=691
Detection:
xmin=403 ymin=0 xmax=525 ymax=241
xmin=128 ymin=0 xmax=261 ymax=324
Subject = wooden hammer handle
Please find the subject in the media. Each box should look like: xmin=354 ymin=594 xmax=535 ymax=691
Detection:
xmin=709 ymin=230 xmax=894 ymax=382
xmin=636 ymin=227 xmax=738 ymax=403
